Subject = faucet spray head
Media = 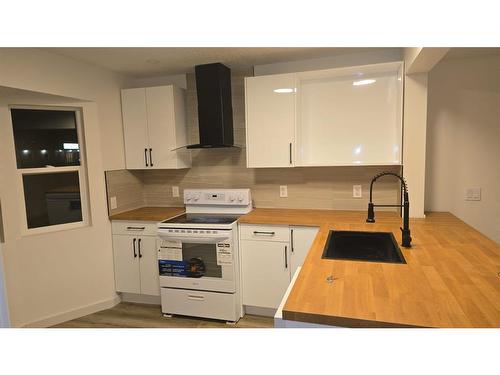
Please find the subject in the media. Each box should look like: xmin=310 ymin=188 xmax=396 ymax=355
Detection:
xmin=366 ymin=202 xmax=375 ymax=223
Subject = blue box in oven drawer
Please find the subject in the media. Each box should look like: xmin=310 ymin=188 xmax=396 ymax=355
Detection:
xmin=158 ymin=260 xmax=188 ymax=277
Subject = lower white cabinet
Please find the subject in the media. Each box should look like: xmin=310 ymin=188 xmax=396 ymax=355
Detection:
xmin=290 ymin=226 xmax=320 ymax=276
xmin=241 ymin=239 xmax=291 ymax=309
xmin=240 ymin=224 xmax=318 ymax=310
xmin=112 ymin=222 xmax=160 ymax=296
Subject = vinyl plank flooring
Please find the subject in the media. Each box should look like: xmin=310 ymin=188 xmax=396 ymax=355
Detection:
xmin=51 ymin=302 xmax=274 ymax=328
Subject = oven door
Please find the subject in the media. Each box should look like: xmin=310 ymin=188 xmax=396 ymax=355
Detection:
xmin=157 ymin=229 xmax=235 ymax=293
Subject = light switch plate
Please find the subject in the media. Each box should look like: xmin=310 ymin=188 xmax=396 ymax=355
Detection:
xmin=110 ymin=196 xmax=117 ymax=210
xmin=465 ymin=187 xmax=481 ymax=201
xmin=353 ymin=185 xmax=362 ymax=198
xmin=280 ymin=185 xmax=288 ymax=198
xmin=172 ymin=186 xmax=180 ymax=198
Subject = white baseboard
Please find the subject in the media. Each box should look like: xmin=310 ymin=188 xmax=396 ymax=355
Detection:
xmin=121 ymin=293 xmax=161 ymax=305
xmin=21 ymin=294 xmax=121 ymax=328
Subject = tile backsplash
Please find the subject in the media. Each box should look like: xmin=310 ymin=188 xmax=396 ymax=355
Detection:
xmin=106 ymin=69 xmax=401 ymax=215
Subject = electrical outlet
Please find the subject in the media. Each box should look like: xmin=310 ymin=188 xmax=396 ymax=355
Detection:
xmin=465 ymin=187 xmax=481 ymax=201
xmin=280 ymin=185 xmax=288 ymax=198
xmin=172 ymin=186 xmax=180 ymax=197
xmin=353 ymin=185 xmax=362 ymax=198
xmin=110 ymin=196 xmax=117 ymax=210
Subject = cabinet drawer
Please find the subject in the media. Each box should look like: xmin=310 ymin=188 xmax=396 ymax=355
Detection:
xmin=112 ymin=221 xmax=157 ymax=236
xmin=161 ymin=288 xmax=238 ymax=322
xmin=240 ymin=224 xmax=290 ymax=242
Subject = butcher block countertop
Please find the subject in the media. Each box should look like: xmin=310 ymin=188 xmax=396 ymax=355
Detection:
xmin=109 ymin=207 xmax=185 ymax=222
xmin=239 ymin=209 xmax=500 ymax=328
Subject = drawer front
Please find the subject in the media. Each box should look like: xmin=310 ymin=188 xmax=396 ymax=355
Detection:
xmin=161 ymin=288 xmax=238 ymax=322
xmin=240 ymin=224 xmax=290 ymax=242
xmin=112 ymin=221 xmax=157 ymax=236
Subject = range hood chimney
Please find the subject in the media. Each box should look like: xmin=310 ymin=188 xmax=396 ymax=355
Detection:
xmin=187 ymin=63 xmax=234 ymax=149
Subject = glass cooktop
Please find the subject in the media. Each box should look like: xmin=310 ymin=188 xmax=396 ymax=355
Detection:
xmin=161 ymin=213 xmax=240 ymax=225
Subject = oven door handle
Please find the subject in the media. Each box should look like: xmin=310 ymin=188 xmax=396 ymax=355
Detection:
xmin=157 ymin=234 xmax=231 ymax=244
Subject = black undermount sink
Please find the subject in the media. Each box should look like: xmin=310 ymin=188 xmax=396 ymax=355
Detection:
xmin=322 ymin=230 xmax=406 ymax=264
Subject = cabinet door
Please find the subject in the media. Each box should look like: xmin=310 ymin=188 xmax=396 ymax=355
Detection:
xmin=241 ymin=239 xmax=291 ymax=309
xmin=112 ymin=235 xmax=140 ymax=294
xmin=121 ymin=88 xmax=149 ymax=169
xmin=296 ymin=62 xmax=403 ymax=166
xmin=137 ymin=236 xmax=160 ymax=296
xmin=290 ymin=226 xmax=319 ymax=276
xmin=245 ymin=74 xmax=296 ymax=168
xmin=146 ymin=86 xmax=178 ymax=169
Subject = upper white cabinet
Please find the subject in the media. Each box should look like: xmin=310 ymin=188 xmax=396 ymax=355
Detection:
xmin=244 ymin=62 xmax=403 ymax=168
xmin=296 ymin=62 xmax=403 ymax=166
xmin=245 ymin=73 xmax=296 ymax=168
xmin=121 ymin=85 xmax=191 ymax=170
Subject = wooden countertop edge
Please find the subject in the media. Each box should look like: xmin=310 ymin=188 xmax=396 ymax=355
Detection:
xmin=281 ymin=310 xmax=426 ymax=328
xmin=109 ymin=206 xmax=185 ymax=222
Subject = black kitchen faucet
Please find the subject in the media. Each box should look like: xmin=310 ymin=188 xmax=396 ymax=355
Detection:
xmin=366 ymin=171 xmax=412 ymax=248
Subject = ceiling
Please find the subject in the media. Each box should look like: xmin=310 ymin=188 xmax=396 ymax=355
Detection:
xmin=444 ymin=47 xmax=500 ymax=60
xmin=45 ymin=47 xmax=384 ymax=78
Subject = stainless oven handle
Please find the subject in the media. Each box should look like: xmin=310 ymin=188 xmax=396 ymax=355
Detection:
xmin=157 ymin=234 xmax=231 ymax=244
xmin=187 ymin=294 xmax=205 ymax=301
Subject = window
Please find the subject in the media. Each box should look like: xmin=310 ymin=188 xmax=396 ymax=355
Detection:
xmin=10 ymin=107 xmax=89 ymax=232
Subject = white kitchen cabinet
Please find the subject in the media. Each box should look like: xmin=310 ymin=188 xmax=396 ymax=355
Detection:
xmin=121 ymin=88 xmax=149 ymax=170
xmin=244 ymin=73 xmax=296 ymax=168
xmin=137 ymin=236 xmax=160 ymax=296
xmin=296 ymin=62 xmax=403 ymax=166
xmin=241 ymin=238 xmax=291 ymax=309
xmin=112 ymin=235 xmax=141 ymax=294
xmin=244 ymin=62 xmax=403 ymax=167
xmin=112 ymin=222 xmax=160 ymax=296
xmin=290 ymin=226 xmax=319 ymax=276
xmin=121 ymin=85 xmax=191 ymax=170
xmin=239 ymin=224 xmax=319 ymax=310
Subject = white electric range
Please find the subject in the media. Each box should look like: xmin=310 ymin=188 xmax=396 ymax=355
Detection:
xmin=157 ymin=188 xmax=252 ymax=323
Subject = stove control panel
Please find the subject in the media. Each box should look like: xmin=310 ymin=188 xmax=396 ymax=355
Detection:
xmin=184 ymin=189 xmax=251 ymax=206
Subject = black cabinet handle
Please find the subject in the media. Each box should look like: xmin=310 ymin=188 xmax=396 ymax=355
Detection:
xmin=291 ymin=229 xmax=294 ymax=253
xmin=149 ymin=148 xmax=153 ymax=167
xmin=253 ymin=231 xmax=275 ymax=236
xmin=132 ymin=238 xmax=137 ymax=258
xmin=126 ymin=226 xmax=145 ymax=231
xmin=289 ymin=143 xmax=292 ymax=165
xmin=138 ymin=238 xmax=142 ymax=258
xmin=284 ymin=245 xmax=288 ymax=269
xmin=144 ymin=148 xmax=149 ymax=167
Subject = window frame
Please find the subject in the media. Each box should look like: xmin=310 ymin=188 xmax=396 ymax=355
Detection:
xmin=9 ymin=105 xmax=91 ymax=236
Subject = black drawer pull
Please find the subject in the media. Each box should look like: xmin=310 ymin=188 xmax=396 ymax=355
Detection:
xmin=253 ymin=231 xmax=275 ymax=236
xmin=132 ymin=238 xmax=137 ymax=258
xmin=138 ymin=238 xmax=142 ymax=258
xmin=126 ymin=226 xmax=145 ymax=230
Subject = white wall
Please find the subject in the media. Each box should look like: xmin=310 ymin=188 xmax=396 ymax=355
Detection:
xmin=0 ymin=48 xmax=129 ymax=326
xmin=0 ymin=48 xmax=129 ymax=171
xmin=254 ymin=48 xmax=402 ymax=75
xmin=426 ymin=54 xmax=500 ymax=244
xmin=0 ymin=242 xmax=10 ymax=328
xmin=127 ymin=73 xmax=187 ymax=89
xmin=402 ymin=73 xmax=428 ymax=218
